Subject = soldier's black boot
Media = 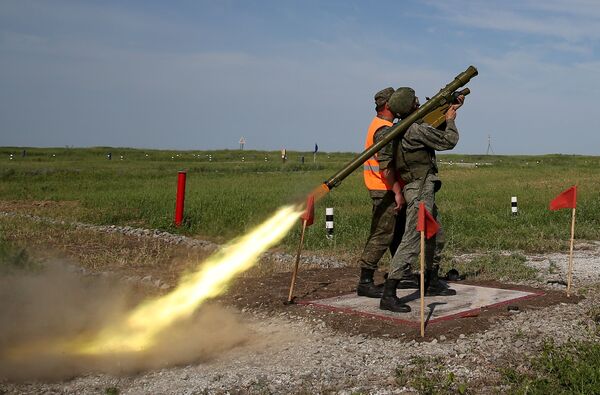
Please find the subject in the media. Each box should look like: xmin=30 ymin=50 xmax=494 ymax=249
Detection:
xmin=385 ymin=268 xmax=419 ymax=289
xmin=424 ymin=266 xmax=457 ymax=296
xmin=379 ymin=278 xmax=411 ymax=313
xmin=397 ymin=272 xmax=419 ymax=289
xmin=357 ymin=268 xmax=383 ymax=298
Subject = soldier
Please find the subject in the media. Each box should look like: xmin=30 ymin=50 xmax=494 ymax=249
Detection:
xmin=378 ymin=87 xmax=464 ymax=312
xmin=355 ymin=88 xmax=416 ymax=309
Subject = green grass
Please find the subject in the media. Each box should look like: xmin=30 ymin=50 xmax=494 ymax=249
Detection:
xmin=1 ymin=147 xmax=600 ymax=255
xmin=502 ymin=340 xmax=600 ymax=394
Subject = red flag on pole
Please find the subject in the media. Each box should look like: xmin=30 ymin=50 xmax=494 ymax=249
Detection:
xmin=416 ymin=202 xmax=439 ymax=239
xmin=549 ymin=186 xmax=577 ymax=210
xmin=300 ymin=194 xmax=315 ymax=226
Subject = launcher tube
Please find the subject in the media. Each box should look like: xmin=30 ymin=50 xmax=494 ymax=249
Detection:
xmin=323 ymin=65 xmax=478 ymax=190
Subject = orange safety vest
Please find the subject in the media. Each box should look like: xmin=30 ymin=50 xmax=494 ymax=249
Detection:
xmin=363 ymin=116 xmax=393 ymax=191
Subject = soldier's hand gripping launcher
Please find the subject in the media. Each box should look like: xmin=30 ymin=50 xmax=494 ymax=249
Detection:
xmin=321 ymin=65 xmax=478 ymax=192
xmin=422 ymin=87 xmax=471 ymax=129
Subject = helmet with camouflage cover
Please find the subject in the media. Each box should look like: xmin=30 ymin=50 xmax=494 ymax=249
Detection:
xmin=388 ymin=87 xmax=416 ymax=118
xmin=374 ymin=87 xmax=395 ymax=109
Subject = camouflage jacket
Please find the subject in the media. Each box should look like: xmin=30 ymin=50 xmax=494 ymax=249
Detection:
xmin=378 ymin=119 xmax=459 ymax=170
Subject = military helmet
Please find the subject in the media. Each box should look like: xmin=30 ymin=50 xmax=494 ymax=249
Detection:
xmin=374 ymin=87 xmax=395 ymax=108
xmin=388 ymin=87 xmax=416 ymax=118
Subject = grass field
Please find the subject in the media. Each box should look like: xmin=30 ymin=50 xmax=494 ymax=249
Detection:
xmin=1 ymin=147 xmax=599 ymax=256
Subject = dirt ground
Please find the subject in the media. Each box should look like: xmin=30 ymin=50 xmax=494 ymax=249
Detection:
xmin=1 ymin=210 xmax=598 ymax=394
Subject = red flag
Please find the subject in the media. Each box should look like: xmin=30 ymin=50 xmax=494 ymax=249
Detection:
xmin=549 ymin=186 xmax=577 ymax=210
xmin=416 ymin=202 xmax=439 ymax=239
xmin=300 ymin=194 xmax=315 ymax=226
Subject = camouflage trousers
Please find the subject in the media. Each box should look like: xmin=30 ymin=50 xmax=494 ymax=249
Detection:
xmin=388 ymin=175 xmax=445 ymax=280
xmin=357 ymin=191 xmax=406 ymax=271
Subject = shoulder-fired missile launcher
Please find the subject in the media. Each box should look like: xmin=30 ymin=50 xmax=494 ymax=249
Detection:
xmin=422 ymin=87 xmax=471 ymax=129
xmin=320 ymin=65 xmax=478 ymax=192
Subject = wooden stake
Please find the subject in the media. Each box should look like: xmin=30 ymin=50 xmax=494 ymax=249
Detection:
xmin=420 ymin=230 xmax=426 ymax=337
xmin=287 ymin=219 xmax=308 ymax=303
xmin=567 ymin=207 xmax=576 ymax=297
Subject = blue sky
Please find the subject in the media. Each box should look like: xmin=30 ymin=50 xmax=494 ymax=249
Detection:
xmin=1 ymin=0 xmax=599 ymax=154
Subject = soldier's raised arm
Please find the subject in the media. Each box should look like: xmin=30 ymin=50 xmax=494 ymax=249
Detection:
xmin=405 ymin=120 xmax=459 ymax=151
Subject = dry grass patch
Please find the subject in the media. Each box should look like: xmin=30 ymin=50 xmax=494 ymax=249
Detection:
xmin=0 ymin=216 xmax=210 ymax=278
xmin=0 ymin=200 xmax=85 ymax=220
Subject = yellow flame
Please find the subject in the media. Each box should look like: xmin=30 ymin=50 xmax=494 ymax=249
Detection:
xmin=31 ymin=204 xmax=302 ymax=357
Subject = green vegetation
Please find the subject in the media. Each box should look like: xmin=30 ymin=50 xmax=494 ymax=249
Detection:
xmin=502 ymin=340 xmax=600 ymax=394
xmin=1 ymin=147 xmax=600 ymax=256
xmin=104 ymin=387 xmax=119 ymax=395
xmin=395 ymin=356 xmax=470 ymax=394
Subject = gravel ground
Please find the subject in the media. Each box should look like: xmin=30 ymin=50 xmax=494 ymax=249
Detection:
xmin=1 ymin=213 xmax=599 ymax=394
xmin=525 ymin=241 xmax=600 ymax=287
xmin=454 ymin=241 xmax=600 ymax=290
xmin=3 ymin=292 xmax=598 ymax=394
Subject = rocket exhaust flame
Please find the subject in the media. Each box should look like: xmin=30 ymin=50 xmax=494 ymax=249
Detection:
xmin=6 ymin=204 xmax=303 ymax=359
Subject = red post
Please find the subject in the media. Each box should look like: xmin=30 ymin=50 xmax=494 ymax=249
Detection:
xmin=174 ymin=171 xmax=187 ymax=226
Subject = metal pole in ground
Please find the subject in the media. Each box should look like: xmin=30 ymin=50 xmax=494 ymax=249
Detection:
xmin=511 ymin=196 xmax=518 ymax=215
xmin=325 ymin=208 xmax=334 ymax=239
xmin=174 ymin=171 xmax=187 ymax=227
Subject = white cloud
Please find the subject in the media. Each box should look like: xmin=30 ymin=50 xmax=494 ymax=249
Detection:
xmin=425 ymin=0 xmax=600 ymax=43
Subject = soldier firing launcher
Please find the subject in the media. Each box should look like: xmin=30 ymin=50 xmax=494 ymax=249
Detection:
xmin=321 ymin=65 xmax=478 ymax=192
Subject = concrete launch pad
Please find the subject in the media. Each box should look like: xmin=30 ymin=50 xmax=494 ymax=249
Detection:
xmin=298 ymin=283 xmax=543 ymax=326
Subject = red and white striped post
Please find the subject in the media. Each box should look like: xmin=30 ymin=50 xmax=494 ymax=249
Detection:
xmin=174 ymin=171 xmax=187 ymax=226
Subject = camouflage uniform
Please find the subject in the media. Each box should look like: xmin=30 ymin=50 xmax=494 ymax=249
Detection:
xmin=358 ymin=125 xmax=406 ymax=271
xmin=387 ymin=119 xmax=459 ymax=280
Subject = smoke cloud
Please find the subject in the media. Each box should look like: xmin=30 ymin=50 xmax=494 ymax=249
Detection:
xmin=0 ymin=262 xmax=249 ymax=381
